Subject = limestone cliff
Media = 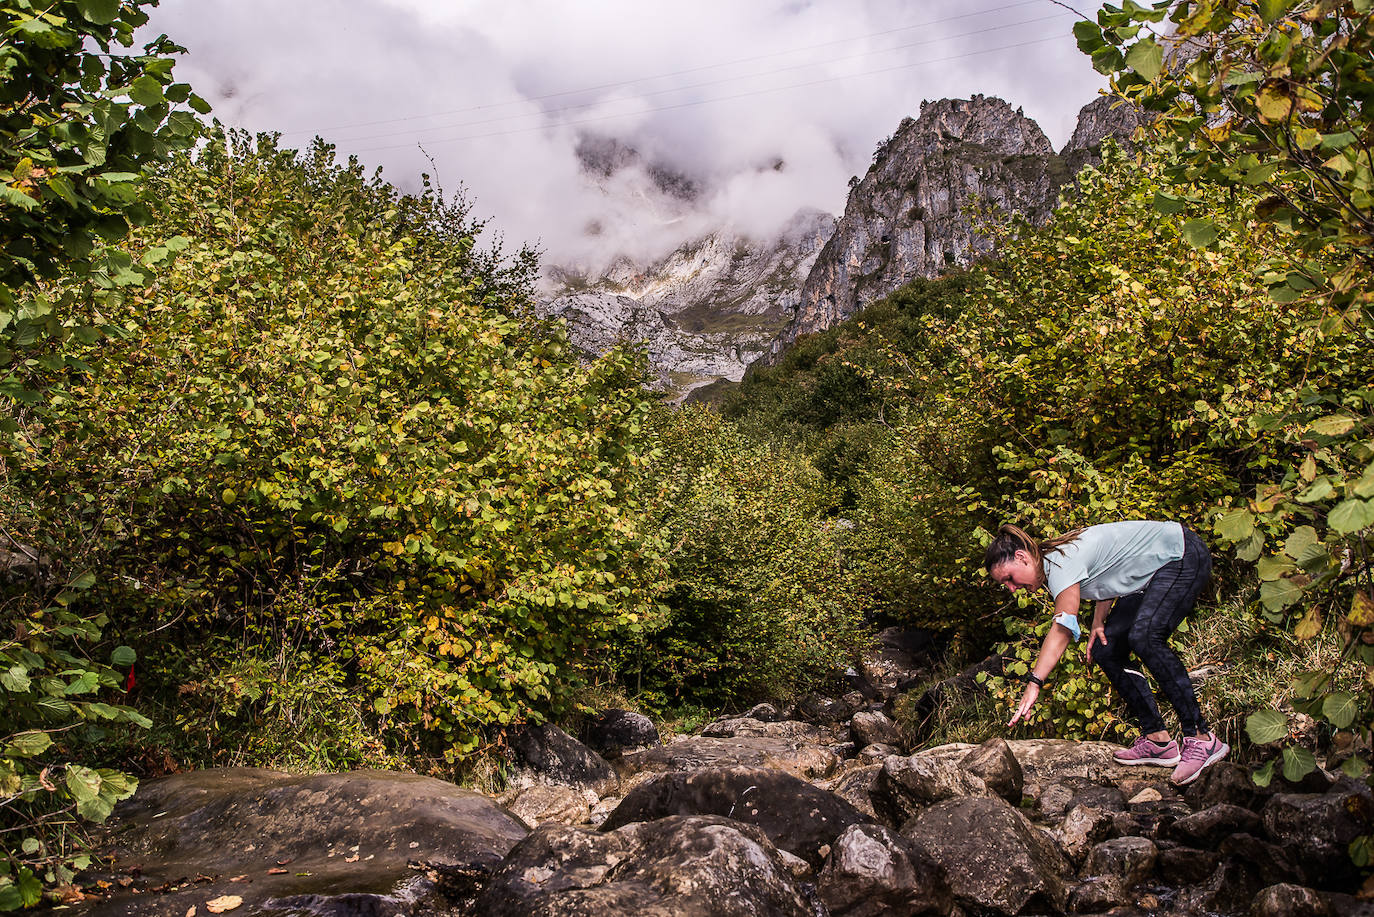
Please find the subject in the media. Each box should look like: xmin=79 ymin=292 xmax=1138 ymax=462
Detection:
xmin=764 ymin=93 xmax=1147 ymax=358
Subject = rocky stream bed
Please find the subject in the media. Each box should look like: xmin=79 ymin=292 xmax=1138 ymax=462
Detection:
xmin=78 ymin=630 xmax=1373 ymax=917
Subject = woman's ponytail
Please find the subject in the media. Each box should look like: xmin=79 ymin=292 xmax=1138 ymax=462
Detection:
xmin=983 ymin=523 xmax=1083 ymax=571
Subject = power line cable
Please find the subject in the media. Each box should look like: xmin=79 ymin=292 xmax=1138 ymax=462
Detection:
xmin=317 ymin=11 xmax=1072 ymax=147
xmin=281 ymin=0 xmax=1051 ymax=137
xmin=347 ymin=32 xmax=1069 ymax=155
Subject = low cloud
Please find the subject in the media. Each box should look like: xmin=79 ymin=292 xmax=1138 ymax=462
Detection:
xmin=144 ymin=0 xmax=1107 ymax=271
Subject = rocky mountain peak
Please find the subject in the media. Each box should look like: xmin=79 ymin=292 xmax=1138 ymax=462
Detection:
xmin=574 ymin=133 xmax=701 ymax=202
xmin=762 ymin=94 xmax=1139 ymax=359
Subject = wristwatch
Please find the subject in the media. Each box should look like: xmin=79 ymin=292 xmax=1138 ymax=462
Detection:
xmin=1026 ymin=672 xmax=1046 ymax=688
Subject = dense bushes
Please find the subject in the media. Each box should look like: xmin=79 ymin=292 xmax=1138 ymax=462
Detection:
xmin=617 ymin=407 xmax=869 ymax=711
xmin=4 ymin=132 xmax=666 ymax=774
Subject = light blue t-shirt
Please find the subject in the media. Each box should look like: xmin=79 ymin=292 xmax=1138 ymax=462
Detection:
xmin=1043 ymin=521 xmax=1186 ymax=638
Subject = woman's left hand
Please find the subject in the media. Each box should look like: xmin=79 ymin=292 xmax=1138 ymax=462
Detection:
xmin=1085 ymin=625 xmax=1107 ymax=665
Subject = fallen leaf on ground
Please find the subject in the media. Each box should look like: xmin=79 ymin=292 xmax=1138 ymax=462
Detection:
xmin=185 ymin=908 xmax=196 ymax=917
xmin=229 ymin=875 xmax=248 ymax=882
xmin=275 ymin=857 xmax=293 ymax=866
xmin=205 ymin=895 xmax=242 ymax=913
xmin=344 ymin=854 xmax=359 ymax=863
xmin=267 ymin=868 xmax=288 ymax=875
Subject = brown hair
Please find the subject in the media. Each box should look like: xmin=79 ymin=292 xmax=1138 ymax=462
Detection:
xmin=983 ymin=523 xmax=1084 ymax=573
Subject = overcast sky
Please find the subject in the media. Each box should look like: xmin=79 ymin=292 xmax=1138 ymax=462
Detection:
xmin=141 ymin=0 xmax=1109 ymax=270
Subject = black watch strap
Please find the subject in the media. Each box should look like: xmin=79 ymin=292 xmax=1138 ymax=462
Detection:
xmin=1026 ymin=673 xmax=1045 ymax=688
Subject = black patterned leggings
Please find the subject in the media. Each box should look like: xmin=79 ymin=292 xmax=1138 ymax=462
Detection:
xmin=1093 ymin=529 xmax=1213 ymax=737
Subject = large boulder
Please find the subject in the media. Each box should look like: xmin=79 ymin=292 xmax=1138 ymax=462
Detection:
xmin=507 ymin=784 xmax=591 ymax=829
xmin=580 ymin=709 xmax=660 ymax=757
xmin=1263 ymin=783 xmax=1374 ymax=888
xmin=960 ymin=738 xmax=1024 ymax=805
xmin=615 ymin=735 xmax=839 ymax=786
xmin=470 ymin=816 xmax=814 ymax=916
xmin=858 ymin=627 xmax=937 ymax=698
xmin=901 ymin=795 xmax=1071 ymax=916
xmin=816 ymin=824 xmax=954 ymax=917
xmin=1053 ymin=804 xmax=1116 ymax=867
xmin=700 ymin=717 xmax=832 ymax=744
xmin=1170 ymin=802 xmax=1263 ymax=847
xmin=910 ymin=739 xmax=1144 ymax=803
xmin=511 ymin=723 xmax=619 ymax=797
xmin=793 ymin=694 xmax=855 ymax=726
xmin=850 ymin=711 xmax=903 ymax=749
xmin=89 ymin=769 xmax=528 ymax=916
xmin=1083 ymin=836 xmax=1157 ymax=888
xmin=600 ymin=766 xmax=866 ymax=867
xmin=822 ymin=764 xmax=883 ymax=823
xmin=870 ymin=753 xmax=991 ymax=826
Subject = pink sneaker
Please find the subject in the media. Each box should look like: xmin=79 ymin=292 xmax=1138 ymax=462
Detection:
xmin=1172 ymin=734 xmax=1229 ymax=786
xmin=1113 ymin=735 xmax=1181 ymax=766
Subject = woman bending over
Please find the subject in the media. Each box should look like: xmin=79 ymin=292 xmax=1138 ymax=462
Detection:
xmin=985 ymin=520 xmax=1227 ymax=786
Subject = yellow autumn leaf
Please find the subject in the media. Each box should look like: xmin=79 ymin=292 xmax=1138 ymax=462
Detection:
xmin=205 ymin=897 xmax=242 ymax=914
xmin=1350 ymin=591 xmax=1374 ymax=628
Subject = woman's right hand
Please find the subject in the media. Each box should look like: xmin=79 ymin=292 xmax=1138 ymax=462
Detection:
xmin=1007 ymin=682 xmax=1040 ymax=727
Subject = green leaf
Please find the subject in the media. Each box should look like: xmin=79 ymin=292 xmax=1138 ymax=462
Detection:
xmin=1252 ymin=759 xmax=1276 ymax=787
xmin=1 ymin=666 xmax=31 ymax=692
xmin=1246 ymin=708 xmax=1288 ymax=744
xmin=110 ymin=645 xmax=136 ymax=667
xmin=1073 ymin=20 xmax=1106 ymax=52
xmin=1125 ymin=37 xmax=1164 ymax=80
xmin=4 ymin=731 xmax=53 ymax=758
xmin=1283 ymin=526 xmax=1319 ymax=559
xmin=1281 ymin=745 xmax=1317 ymax=783
xmin=1182 ymin=218 xmax=1219 ymax=248
xmin=1308 ymin=414 xmax=1356 ymax=436
xmin=128 ymin=75 xmax=165 ymax=108
xmin=1260 ymin=577 xmax=1305 ymax=611
xmin=1215 ymin=507 xmax=1255 ymax=543
xmin=76 ymin=0 xmax=121 ymax=24
xmin=1322 ymin=692 xmax=1357 ymax=729
xmin=1328 ymin=498 xmax=1374 ymax=535
xmin=65 ymin=765 xmax=102 ymax=803
xmin=1153 ymin=191 xmax=1189 ymax=214
xmin=76 ymin=793 xmax=114 ymax=823
xmin=1257 ymin=0 xmax=1289 ymax=22
xmin=1351 ymin=835 xmax=1374 ymax=868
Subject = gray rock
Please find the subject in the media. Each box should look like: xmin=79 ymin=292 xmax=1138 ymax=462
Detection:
xmin=471 ymin=815 xmax=814 ymax=916
xmin=1154 ymin=844 xmax=1220 ymax=886
xmin=508 ymin=784 xmax=592 ymax=829
xmin=1183 ymin=760 xmax=1269 ymax=811
xmin=858 ymin=743 xmax=899 ymax=765
xmin=817 ymin=823 xmax=954 ymax=917
xmin=92 ymin=769 xmax=527 ymax=917
xmin=614 ymin=735 xmax=839 ymax=785
xmin=1170 ymin=802 xmax=1263 ymax=847
xmin=1263 ymin=783 xmax=1374 ymax=888
xmin=1083 ymin=836 xmax=1157 ymax=888
xmin=745 ymin=703 xmax=782 ymax=722
xmin=1251 ymin=884 xmax=1333 ymax=917
xmin=858 ymin=627 xmax=937 ymax=697
xmin=1067 ymin=874 xmax=1131 ymax=913
xmin=701 ymin=717 xmax=830 ymax=744
xmin=1176 ymin=856 xmax=1270 ymax=916
xmin=580 ymin=709 xmax=659 ymax=757
xmin=794 ymin=694 xmax=854 ymax=726
xmin=1068 ymin=784 xmax=1127 ymax=813
xmin=599 ymin=765 xmax=866 ymax=867
xmin=512 ymin=723 xmax=619 ymax=797
xmin=851 ymin=711 xmax=902 ymax=749
xmin=1220 ymin=833 xmax=1306 ymax=888
xmin=961 ymin=737 xmax=1024 ymax=805
xmin=823 ymin=764 xmax=883 ymax=823
xmin=871 ymin=753 xmax=991 ymax=825
xmin=902 ymin=795 xmax=1070 ymax=916
xmin=1037 ymin=782 xmax=1077 ymax=821
xmin=1054 ymin=805 xmax=1116 ymax=867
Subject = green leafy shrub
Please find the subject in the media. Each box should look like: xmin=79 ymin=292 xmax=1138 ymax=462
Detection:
xmin=620 ymin=407 xmax=869 ymax=710
xmin=6 ymin=131 xmax=666 ymax=770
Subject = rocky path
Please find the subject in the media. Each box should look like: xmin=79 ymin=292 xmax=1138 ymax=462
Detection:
xmin=81 ymin=631 xmax=1373 ymax=916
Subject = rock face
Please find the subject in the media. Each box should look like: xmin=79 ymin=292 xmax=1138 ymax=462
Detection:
xmin=539 ymin=209 xmax=834 ymax=398
xmin=89 ymin=769 xmax=528 ymax=916
xmin=769 ymin=96 xmax=1057 ymax=354
xmin=600 ymin=765 xmax=866 ymax=867
xmin=471 ymin=816 xmax=815 ymax=917
xmin=763 ymin=93 xmax=1149 ymax=359
xmin=902 ymin=795 xmax=1070 ymax=916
